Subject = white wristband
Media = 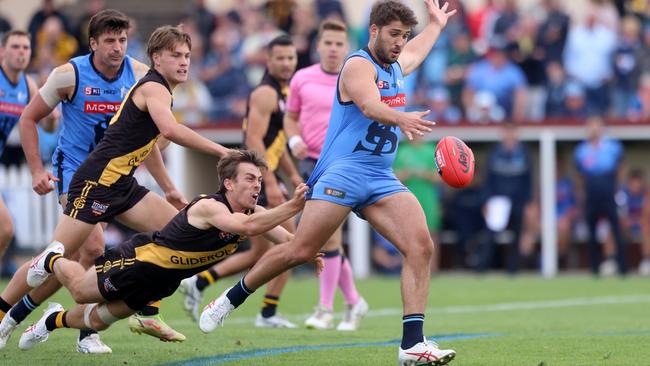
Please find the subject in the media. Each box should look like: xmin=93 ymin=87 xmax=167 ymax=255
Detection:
xmin=288 ymin=135 xmax=304 ymax=150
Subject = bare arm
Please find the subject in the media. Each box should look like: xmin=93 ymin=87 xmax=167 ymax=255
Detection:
xmin=340 ymin=58 xmax=433 ymax=140
xmin=279 ymin=149 xmax=302 ymax=188
xmin=397 ymin=0 xmax=456 ymax=76
xmin=138 ymin=82 xmax=229 ymax=158
xmin=245 ymin=86 xmax=286 ymax=206
xmin=188 ymin=184 xmax=308 ymax=236
xmin=19 ymin=94 xmax=59 ymax=195
xmin=512 ymin=87 xmax=527 ymax=122
xmin=284 ymin=110 xmax=308 ymax=160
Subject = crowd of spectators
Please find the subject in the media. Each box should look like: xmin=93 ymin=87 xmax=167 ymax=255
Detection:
xmin=2 ymin=0 xmax=650 ymax=125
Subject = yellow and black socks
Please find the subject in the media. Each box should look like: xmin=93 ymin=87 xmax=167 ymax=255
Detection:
xmin=196 ymin=268 xmax=219 ymax=291
xmin=138 ymin=300 xmax=161 ymax=316
xmin=0 ymin=297 xmax=11 ymax=320
xmin=45 ymin=310 xmax=69 ymax=331
xmin=261 ymin=295 xmax=280 ymax=318
xmin=9 ymin=294 xmax=39 ymax=323
xmin=43 ymin=252 xmax=63 ymax=273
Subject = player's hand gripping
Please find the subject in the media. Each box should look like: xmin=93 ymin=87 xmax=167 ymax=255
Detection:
xmin=289 ymin=183 xmax=308 ymax=210
xmin=313 ymin=252 xmax=325 ymax=275
xmin=425 ymin=0 xmax=457 ymax=29
xmin=397 ymin=110 xmax=436 ymax=141
xmin=165 ymin=189 xmax=189 ymax=210
xmin=31 ymin=168 xmax=59 ymax=195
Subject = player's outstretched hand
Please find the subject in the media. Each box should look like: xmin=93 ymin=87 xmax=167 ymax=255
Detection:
xmin=397 ymin=110 xmax=436 ymax=141
xmin=425 ymin=0 xmax=457 ymax=29
xmin=313 ymin=252 xmax=325 ymax=275
xmin=32 ymin=169 xmax=59 ymax=195
xmin=290 ymin=183 xmax=308 ymax=209
xmin=165 ymin=189 xmax=189 ymax=210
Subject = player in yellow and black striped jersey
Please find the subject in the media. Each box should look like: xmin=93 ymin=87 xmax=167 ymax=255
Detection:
xmin=185 ymin=35 xmax=303 ymax=329
xmin=20 ymin=150 xmax=315 ymax=348
xmin=7 ymin=25 xmax=232 ymax=344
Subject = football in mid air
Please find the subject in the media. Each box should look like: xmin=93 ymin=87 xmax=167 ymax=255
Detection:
xmin=434 ymin=136 xmax=475 ymax=188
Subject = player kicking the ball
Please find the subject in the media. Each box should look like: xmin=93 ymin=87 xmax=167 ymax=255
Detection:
xmin=18 ymin=150 xmax=320 ymax=351
xmin=200 ymin=1 xmax=457 ymax=365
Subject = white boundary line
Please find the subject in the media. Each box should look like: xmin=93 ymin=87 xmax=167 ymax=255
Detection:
xmin=171 ymin=294 xmax=650 ymax=326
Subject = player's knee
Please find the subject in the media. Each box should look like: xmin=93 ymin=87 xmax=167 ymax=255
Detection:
xmin=90 ymin=315 xmax=110 ymax=331
xmin=289 ymin=246 xmax=319 ymax=265
xmin=79 ymin=247 xmax=103 ymax=266
xmin=404 ymin=235 xmax=434 ymax=259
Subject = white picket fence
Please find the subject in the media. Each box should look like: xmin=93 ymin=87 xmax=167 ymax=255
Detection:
xmin=0 ymin=164 xmax=161 ymax=252
xmin=0 ymin=164 xmax=61 ymax=250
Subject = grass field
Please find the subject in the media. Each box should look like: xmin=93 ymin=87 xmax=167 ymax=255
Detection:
xmin=1 ymin=274 xmax=649 ymax=365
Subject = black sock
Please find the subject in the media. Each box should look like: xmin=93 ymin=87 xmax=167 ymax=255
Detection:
xmin=138 ymin=304 xmax=159 ymax=316
xmin=196 ymin=268 xmax=219 ymax=291
xmin=44 ymin=310 xmax=68 ymax=331
xmin=79 ymin=328 xmax=97 ymax=340
xmin=226 ymin=277 xmax=254 ymax=308
xmin=0 ymin=296 xmax=12 ymax=320
xmin=401 ymin=313 xmax=425 ymax=349
xmin=322 ymin=249 xmax=341 ymax=258
xmin=43 ymin=252 xmax=62 ymax=273
xmin=261 ymin=295 xmax=279 ymax=318
xmin=9 ymin=295 xmax=40 ymax=323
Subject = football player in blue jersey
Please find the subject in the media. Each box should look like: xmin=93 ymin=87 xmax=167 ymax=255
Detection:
xmin=0 ymin=11 xmax=193 ymax=352
xmin=201 ymin=1 xmax=458 ymax=365
xmin=0 ymin=30 xmax=39 ymax=268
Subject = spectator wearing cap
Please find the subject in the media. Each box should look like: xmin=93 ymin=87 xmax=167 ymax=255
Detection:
xmin=574 ymin=116 xmax=627 ymax=275
xmin=466 ymin=91 xmax=505 ymax=123
xmin=562 ymin=81 xmax=589 ymax=120
xmin=463 ymin=37 xmax=527 ymax=121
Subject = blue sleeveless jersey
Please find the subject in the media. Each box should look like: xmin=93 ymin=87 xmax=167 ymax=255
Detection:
xmin=0 ymin=68 xmax=30 ymax=156
xmin=307 ymin=47 xmax=406 ymax=186
xmin=53 ymin=54 xmax=136 ymax=168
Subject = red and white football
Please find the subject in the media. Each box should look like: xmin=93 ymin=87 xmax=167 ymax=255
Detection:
xmin=434 ymin=136 xmax=475 ymax=188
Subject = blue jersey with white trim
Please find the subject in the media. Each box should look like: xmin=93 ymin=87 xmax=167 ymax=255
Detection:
xmin=307 ymin=47 xmax=406 ymax=185
xmin=52 ymin=53 xmax=136 ymax=168
xmin=0 ymin=68 xmax=29 ymax=155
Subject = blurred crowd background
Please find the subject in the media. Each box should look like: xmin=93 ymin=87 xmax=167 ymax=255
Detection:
xmin=2 ymin=0 xmax=650 ymax=277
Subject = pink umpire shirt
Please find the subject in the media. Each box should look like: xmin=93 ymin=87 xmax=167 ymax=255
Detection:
xmin=286 ymin=64 xmax=339 ymax=159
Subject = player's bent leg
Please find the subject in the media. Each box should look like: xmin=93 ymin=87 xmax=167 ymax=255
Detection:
xmin=200 ymin=201 xmax=350 ymax=333
xmin=0 ymin=197 xmax=14 ymax=259
xmin=363 ymin=192 xmax=455 ymax=364
xmin=19 ymin=301 xmax=133 ymax=351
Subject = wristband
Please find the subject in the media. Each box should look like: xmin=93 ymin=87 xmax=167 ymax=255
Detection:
xmin=288 ymin=135 xmax=304 ymax=150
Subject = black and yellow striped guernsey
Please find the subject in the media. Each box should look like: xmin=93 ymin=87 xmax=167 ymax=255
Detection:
xmin=74 ymin=68 xmax=171 ymax=188
xmin=115 ymin=193 xmax=250 ymax=282
xmin=242 ymin=73 xmax=288 ymax=172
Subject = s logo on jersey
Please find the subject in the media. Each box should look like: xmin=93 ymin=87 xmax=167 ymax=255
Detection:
xmin=377 ymin=80 xmax=390 ymax=89
xmin=353 ymin=122 xmax=398 ymax=156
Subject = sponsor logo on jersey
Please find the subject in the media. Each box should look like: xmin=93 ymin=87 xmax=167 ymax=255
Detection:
xmin=169 ymin=244 xmax=239 ymax=266
xmin=0 ymin=101 xmax=25 ymax=116
xmin=91 ymin=201 xmax=109 ymax=216
xmin=377 ymin=80 xmax=390 ymax=89
xmin=380 ymin=93 xmax=407 ymax=107
xmin=84 ymin=101 xmax=122 ymax=114
xmin=103 ymin=278 xmax=118 ymax=292
xmin=84 ymin=86 xmax=119 ymax=96
xmin=324 ymin=187 xmax=346 ymax=199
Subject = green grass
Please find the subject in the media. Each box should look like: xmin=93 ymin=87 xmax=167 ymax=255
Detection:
xmin=2 ymin=274 xmax=650 ymax=365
